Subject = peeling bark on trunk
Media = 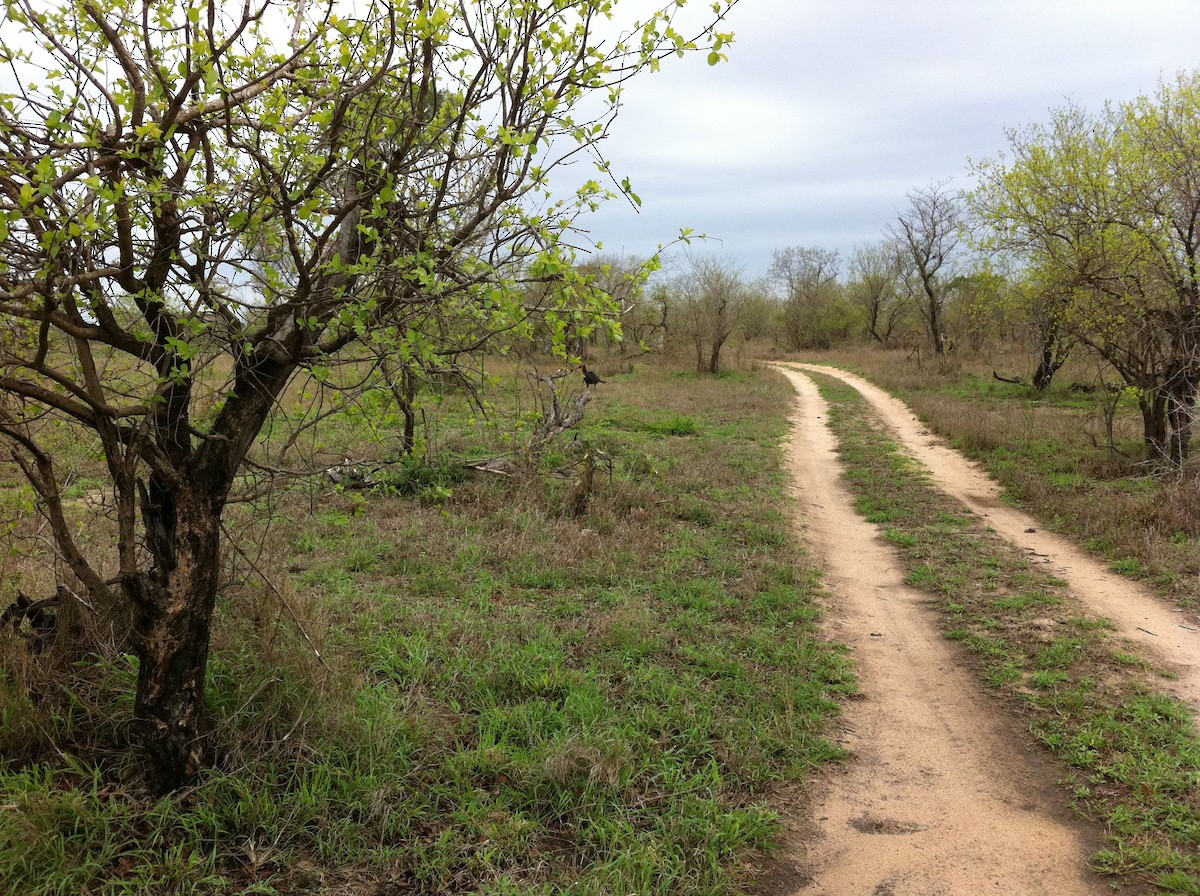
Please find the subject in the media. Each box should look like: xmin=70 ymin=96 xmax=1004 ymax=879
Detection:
xmin=129 ymin=476 xmax=225 ymax=793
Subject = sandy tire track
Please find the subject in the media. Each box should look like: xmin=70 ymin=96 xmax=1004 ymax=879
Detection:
xmin=761 ymin=365 xmax=1106 ymax=896
xmin=788 ymin=362 xmax=1200 ymax=708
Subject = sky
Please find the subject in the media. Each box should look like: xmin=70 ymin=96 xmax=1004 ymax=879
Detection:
xmin=564 ymin=0 xmax=1200 ymax=279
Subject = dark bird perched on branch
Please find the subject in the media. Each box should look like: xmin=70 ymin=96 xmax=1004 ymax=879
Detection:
xmin=580 ymin=364 xmax=604 ymax=386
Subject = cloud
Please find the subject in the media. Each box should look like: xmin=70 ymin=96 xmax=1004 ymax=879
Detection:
xmin=567 ymin=0 xmax=1200 ymax=275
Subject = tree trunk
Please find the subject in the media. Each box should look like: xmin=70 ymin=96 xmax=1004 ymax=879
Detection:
xmin=1032 ymin=343 xmax=1060 ymax=392
xmin=1139 ymin=392 xmax=1170 ymax=462
xmin=382 ymin=359 xmax=420 ymax=456
xmin=1031 ymin=324 xmax=1070 ymax=392
xmin=399 ymin=366 xmax=417 ymax=456
xmin=708 ymin=338 xmax=723 ymax=375
xmin=926 ymin=290 xmax=945 ymax=356
xmin=1166 ymin=374 xmax=1197 ymax=466
xmin=129 ymin=477 xmax=224 ymax=794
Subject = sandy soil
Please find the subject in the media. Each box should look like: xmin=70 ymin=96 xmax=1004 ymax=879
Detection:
xmin=791 ymin=362 xmax=1200 ymax=708
xmin=760 ymin=364 xmax=1115 ymax=896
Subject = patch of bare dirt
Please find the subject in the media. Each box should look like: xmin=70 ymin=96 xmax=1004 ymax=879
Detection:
xmin=763 ymin=365 xmax=1107 ymax=896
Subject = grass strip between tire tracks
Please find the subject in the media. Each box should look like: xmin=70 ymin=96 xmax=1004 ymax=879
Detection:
xmin=811 ymin=371 xmax=1200 ymax=894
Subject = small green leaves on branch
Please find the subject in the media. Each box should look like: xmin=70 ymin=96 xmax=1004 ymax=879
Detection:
xmin=0 ymin=0 xmax=741 ymax=791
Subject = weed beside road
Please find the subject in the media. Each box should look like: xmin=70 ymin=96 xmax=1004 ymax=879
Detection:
xmin=833 ymin=350 xmax=1200 ymax=609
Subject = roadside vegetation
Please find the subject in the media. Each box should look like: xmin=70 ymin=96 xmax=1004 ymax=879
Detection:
xmin=0 ymin=361 xmax=853 ymax=895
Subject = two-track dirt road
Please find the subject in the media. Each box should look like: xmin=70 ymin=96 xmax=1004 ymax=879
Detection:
xmin=758 ymin=363 xmax=1200 ymax=895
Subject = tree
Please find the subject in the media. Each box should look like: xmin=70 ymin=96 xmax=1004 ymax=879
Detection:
xmin=0 ymin=0 xmax=736 ymax=791
xmin=579 ymin=253 xmax=652 ymax=356
xmin=768 ymin=246 xmax=847 ymax=349
xmin=971 ymin=74 xmax=1200 ymax=462
xmin=1014 ymin=273 xmax=1075 ymax=392
xmin=890 ymin=181 xmax=964 ymax=355
xmin=672 ymin=257 xmax=751 ymax=374
xmin=846 ymin=242 xmax=910 ymax=346
xmin=943 ymin=264 xmax=1008 ymax=354
xmin=737 ymin=290 xmax=777 ymax=345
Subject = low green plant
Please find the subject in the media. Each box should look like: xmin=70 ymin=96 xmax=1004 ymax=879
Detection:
xmin=370 ymin=455 xmax=469 ymax=499
xmin=0 ymin=361 xmax=853 ymax=895
xmin=1109 ymin=557 xmax=1147 ymax=576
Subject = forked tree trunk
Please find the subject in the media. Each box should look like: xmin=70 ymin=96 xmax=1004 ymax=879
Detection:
xmin=129 ymin=476 xmax=225 ymax=793
xmin=1031 ymin=335 xmax=1067 ymax=392
xmin=122 ymin=320 xmax=303 ymax=792
xmin=1137 ymin=371 xmax=1199 ymax=466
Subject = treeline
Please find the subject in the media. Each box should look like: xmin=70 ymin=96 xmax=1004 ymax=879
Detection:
xmin=610 ymin=217 xmax=1014 ymax=377
xmin=636 ymin=71 xmax=1200 ymax=466
xmin=605 ymin=183 xmax=1031 ymax=376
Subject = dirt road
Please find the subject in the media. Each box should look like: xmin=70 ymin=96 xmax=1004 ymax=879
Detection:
xmin=790 ymin=363 xmax=1200 ymax=707
xmin=763 ymin=364 xmax=1119 ymax=896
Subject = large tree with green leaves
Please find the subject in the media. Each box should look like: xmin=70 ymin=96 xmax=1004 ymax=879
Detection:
xmin=971 ymin=74 xmax=1200 ymax=462
xmin=0 ymin=0 xmax=735 ymax=791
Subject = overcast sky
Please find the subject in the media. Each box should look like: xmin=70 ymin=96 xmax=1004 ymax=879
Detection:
xmin=564 ymin=0 xmax=1200 ymax=279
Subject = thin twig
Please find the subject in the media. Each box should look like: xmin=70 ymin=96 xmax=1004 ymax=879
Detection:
xmin=222 ymin=527 xmax=329 ymax=670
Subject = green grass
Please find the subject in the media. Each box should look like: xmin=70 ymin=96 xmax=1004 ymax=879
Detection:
xmin=811 ymin=371 xmax=1200 ymax=893
xmin=0 ymin=360 xmax=854 ymax=896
